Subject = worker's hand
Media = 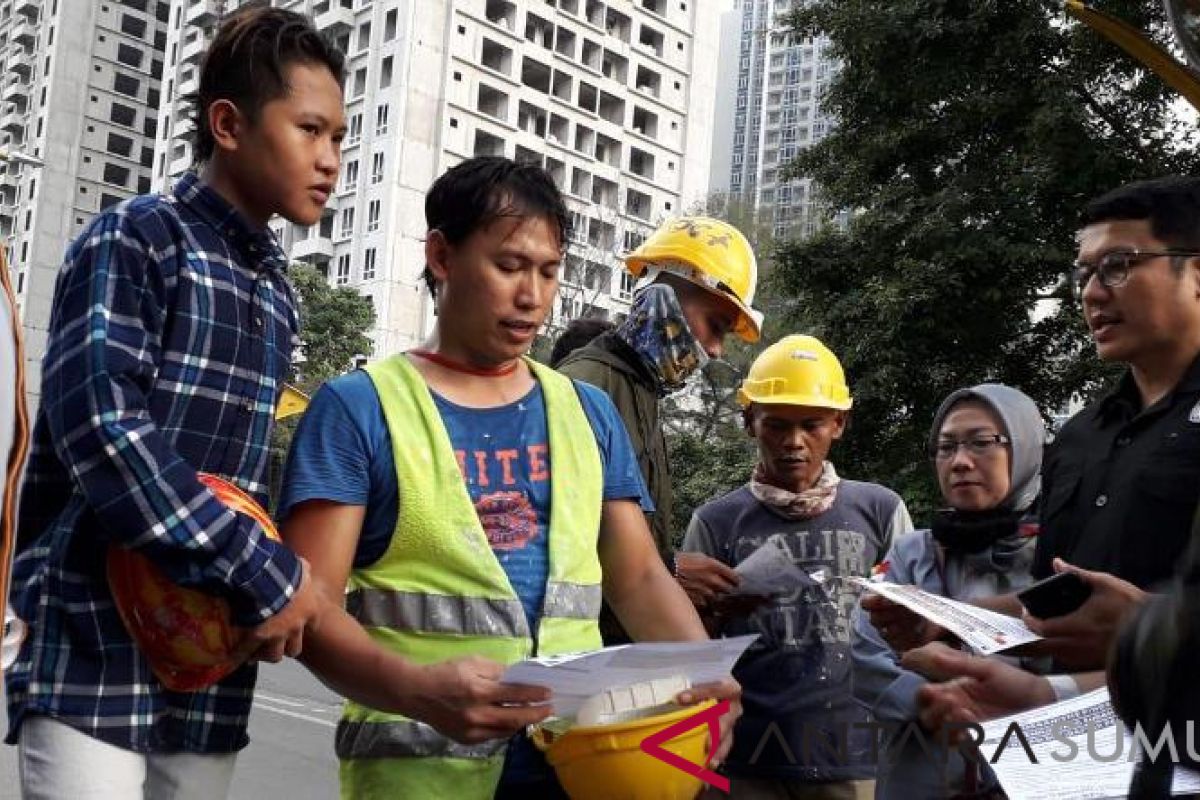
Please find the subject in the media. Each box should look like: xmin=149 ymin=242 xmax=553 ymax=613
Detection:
xmin=408 ymin=657 xmax=552 ymax=745
xmin=1021 ymin=559 xmax=1149 ymax=671
xmin=244 ymin=557 xmax=323 ymax=663
xmin=906 ymin=643 xmax=1054 ymax=738
xmin=675 ymin=553 xmax=739 ymax=609
xmin=861 ymin=592 xmax=948 ymax=653
xmin=677 ymin=677 xmax=742 ymax=767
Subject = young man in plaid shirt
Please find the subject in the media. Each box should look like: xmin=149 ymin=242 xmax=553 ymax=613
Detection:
xmin=6 ymin=8 xmax=345 ymax=797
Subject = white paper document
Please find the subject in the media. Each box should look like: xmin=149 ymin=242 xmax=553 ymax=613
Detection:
xmin=981 ymin=688 xmax=1200 ymax=799
xmin=500 ymin=634 xmax=758 ymax=719
xmin=850 ymin=578 xmax=1041 ymax=655
xmin=733 ymin=534 xmax=814 ymax=597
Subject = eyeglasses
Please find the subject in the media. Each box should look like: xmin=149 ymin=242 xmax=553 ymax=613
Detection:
xmin=1070 ymin=250 xmax=1200 ymax=300
xmin=930 ymin=434 xmax=1010 ymax=460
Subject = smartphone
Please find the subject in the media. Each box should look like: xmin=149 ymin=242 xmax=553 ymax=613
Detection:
xmin=1018 ymin=572 xmax=1093 ymax=619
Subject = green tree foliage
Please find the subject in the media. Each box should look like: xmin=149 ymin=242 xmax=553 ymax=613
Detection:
xmin=288 ymin=262 xmax=377 ymax=392
xmin=269 ymin=263 xmax=376 ymax=505
xmin=669 ymin=421 xmax=758 ymax=541
xmin=773 ymin=0 xmax=1200 ymax=522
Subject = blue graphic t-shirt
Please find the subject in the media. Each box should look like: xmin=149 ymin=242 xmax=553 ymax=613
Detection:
xmin=278 ymin=368 xmax=654 ymax=785
xmin=429 ymin=387 xmax=603 ymax=627
xmin=278 ymin=370 xmax=652 ymax=613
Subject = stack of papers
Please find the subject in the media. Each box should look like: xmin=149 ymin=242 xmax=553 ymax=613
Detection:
xmin=501 ymin=635 xmax=757 ymax=720
xmin=982 ymin=688 xmax=1200 ymax=799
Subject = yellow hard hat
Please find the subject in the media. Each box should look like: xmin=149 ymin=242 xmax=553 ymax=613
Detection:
xmin=737 ymin=334 xmax=852 ymax=410
xmin=532 ymin=701 xmax=717 ymax=800
xmin=624 ymin=216 xmax=763 ymax=342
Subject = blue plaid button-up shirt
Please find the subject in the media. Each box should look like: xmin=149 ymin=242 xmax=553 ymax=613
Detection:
xmin=6 ymin=173 xmax=303 ymax=753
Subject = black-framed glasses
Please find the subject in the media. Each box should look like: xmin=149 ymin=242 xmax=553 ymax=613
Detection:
xmin=930 ymin=434 xmax=1011 ymax=460
xmin=1071 ymin=249 xmax=1200 ymax=300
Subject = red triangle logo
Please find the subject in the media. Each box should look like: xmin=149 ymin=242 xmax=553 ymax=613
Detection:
xmin=639 ymin=699 xmax=731 ymax=793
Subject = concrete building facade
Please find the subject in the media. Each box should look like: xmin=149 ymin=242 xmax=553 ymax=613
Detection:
xmin=718 ymin=0 xmax=837 ymax=240
xmin=154 ymin=0 xmax=722 ymax=361
xmin=0 ymin=0 xmax=170 ymax=403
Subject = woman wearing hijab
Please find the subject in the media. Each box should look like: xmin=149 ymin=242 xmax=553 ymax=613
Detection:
xmin=850 ymin=383 xmax=1047 ymax=799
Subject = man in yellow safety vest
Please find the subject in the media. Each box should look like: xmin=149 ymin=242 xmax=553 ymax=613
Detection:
xmin=278 ymin=156 xmax=741 ymax=799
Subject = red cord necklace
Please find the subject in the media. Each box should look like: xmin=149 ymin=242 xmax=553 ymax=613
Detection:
xmin=409 ymin=349 xmax=520 ymax=377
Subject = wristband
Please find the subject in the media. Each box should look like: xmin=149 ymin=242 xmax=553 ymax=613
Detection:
xmin=1045 ymin=674 xmax=1080 ymax=702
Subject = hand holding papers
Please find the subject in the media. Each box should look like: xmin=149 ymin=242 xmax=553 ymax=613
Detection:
xmin=851 ymin=577 xmax=1041 ymax=655
xmin=500 ymin=635 xmax=758 ymax=721
xmin=731 ymin=534 xmax=812 ymax=598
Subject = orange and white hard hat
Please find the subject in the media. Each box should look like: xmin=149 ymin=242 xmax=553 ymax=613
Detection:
xmin=624 ymin=216 xmax=764 ymax=342
xmin=107 ymin=473 xmax=281 ymax=692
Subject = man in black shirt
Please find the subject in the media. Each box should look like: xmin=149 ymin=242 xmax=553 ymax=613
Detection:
xmin=905 ymin=179 xmax=1200 ymax=732
xmin=1035 ymin=177 xmax=1200 ymax=591
xmin=912 ymin=180 xmax=1200 ymax=798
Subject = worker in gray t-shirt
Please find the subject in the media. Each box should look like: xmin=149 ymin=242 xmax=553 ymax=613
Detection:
xmin=683 ymin=335 xmax=912 ymax=799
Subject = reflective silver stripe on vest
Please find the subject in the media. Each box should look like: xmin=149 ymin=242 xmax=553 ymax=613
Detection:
xmin=336 ymin=718 xmax=507 ymax=760
xmin=543 ymin=581 xmax=602 ymax=620
xmin=347 ymin=588 xmax=531 ymax=638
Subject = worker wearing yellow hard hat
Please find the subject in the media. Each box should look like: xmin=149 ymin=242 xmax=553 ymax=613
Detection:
xmin=736 ymin=333 xmax=853 ymax=411
xmin=624 ymin=216 xmax=765 ymax=345
xmin=681 ymin=334 xmax=913 ymax=799
xmin=557 ymin=216 xmax=766 ymax=645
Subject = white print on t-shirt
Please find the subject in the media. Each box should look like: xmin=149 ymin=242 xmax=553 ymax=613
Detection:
xmin=732 ymin=529 xmax=871 ymax=648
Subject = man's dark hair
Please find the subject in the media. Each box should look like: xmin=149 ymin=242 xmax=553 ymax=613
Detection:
xmin=191 ymin=4 xmax=345 ymax=163
xmin=548 ymin=317 xmax=614 ymax=367
xmin=1081 ymin=176 xmax=1200 ymax=251
xmin=423 ymin=156 xmax=572 ymax=299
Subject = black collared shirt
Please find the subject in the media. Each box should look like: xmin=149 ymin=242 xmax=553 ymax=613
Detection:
xmin=1034 ymin=353 xmax=1200 ymax=589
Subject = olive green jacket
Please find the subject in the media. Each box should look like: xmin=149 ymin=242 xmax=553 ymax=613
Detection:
xmin=557 ymin=333 xmax=673 ymax=643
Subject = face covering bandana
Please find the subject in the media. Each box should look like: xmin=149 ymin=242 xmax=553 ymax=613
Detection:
xmin=614 ymin=284 xmax=708 ymax=396
xmin=749 ymin=461 xmax=841 ymax=520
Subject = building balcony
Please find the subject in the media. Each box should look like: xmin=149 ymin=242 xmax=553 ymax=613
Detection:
xmin=315 ymin=6 xmax=354 ymax=37
xmin=5 ymin=39 xmax=32 ymax=62
xmin=178 ymin=73 xmax=199 ymax=98
xmin=1 ymin=81 xmax=28 ymax=108
xmin=14 ymin=0 xmax=40 ymax=21
xmin=291 ymin=235 xmax=333 ymax=264
xmin=484 ymin=0 xmax=518 ymax=35
xmin=10 ymin=19 xmax=35 ymax=48
xmin=0 ymin=170 xmax=17 ymax=199
xmin=7 ymin=50 xmax=32 ymax=80
xmin=0 ymin=106 xmax=23 ymax=134
xmin=174 ymin=115 xmax=196 ymax=138
xmin=180 ymin=36 xmax=206 ymax=66
xmin=185 ymin=0 xmax=220 ymax=27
